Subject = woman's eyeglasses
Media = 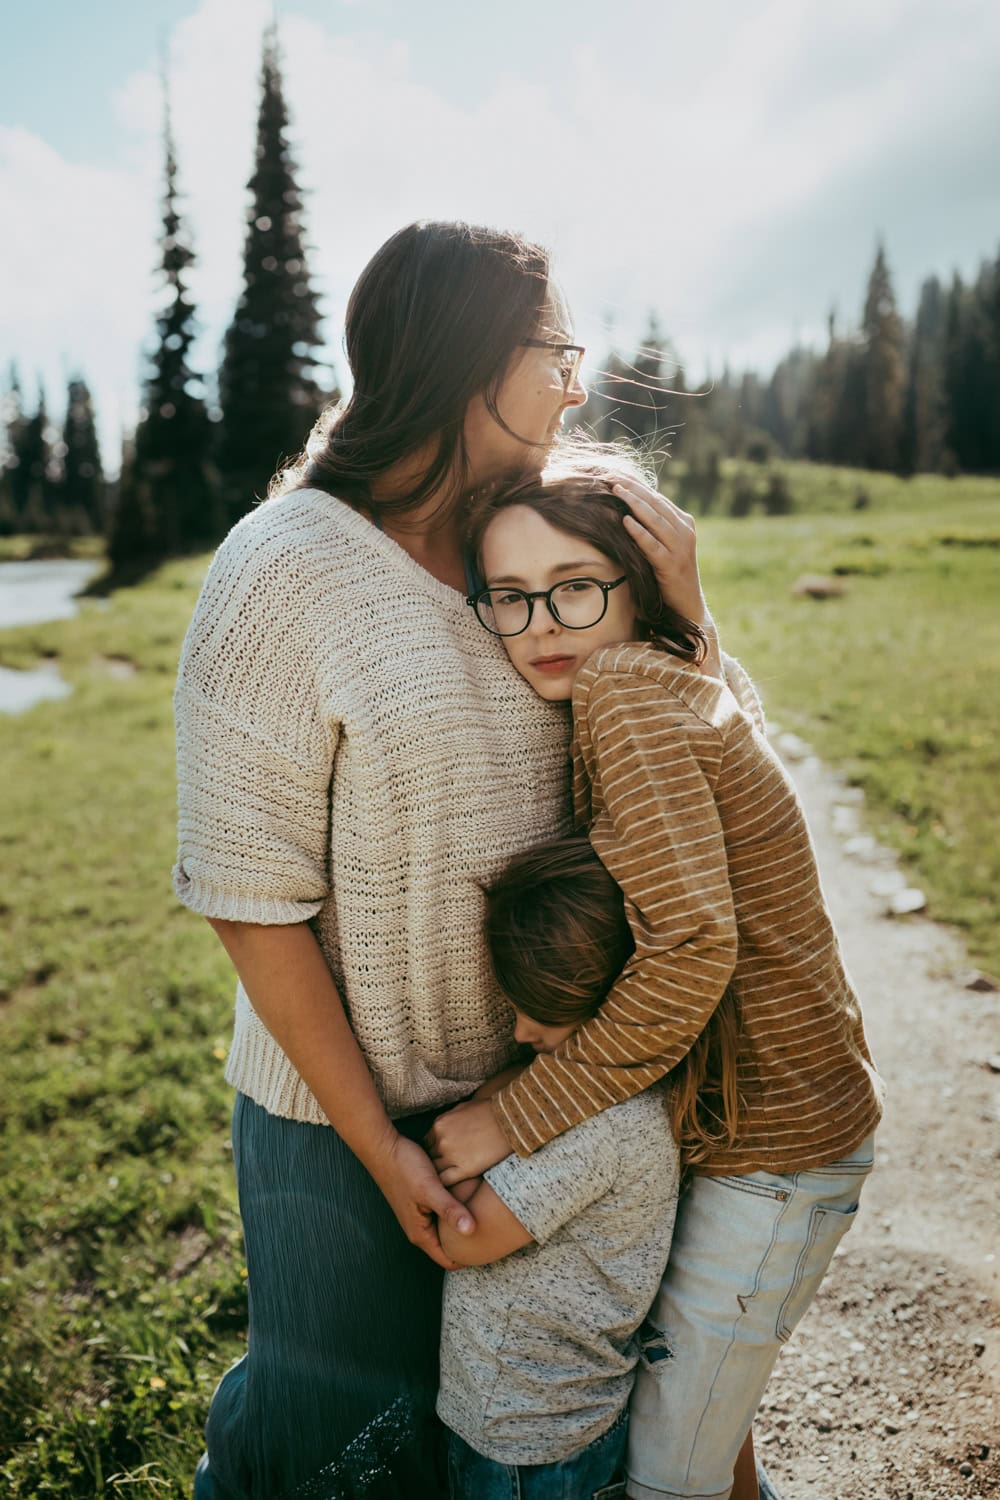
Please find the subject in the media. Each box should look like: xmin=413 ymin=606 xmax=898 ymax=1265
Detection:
xmin=467 ymin=576 xmax=627 ymax=638
xmin=521 ymin=339 xmax=586 ymax=391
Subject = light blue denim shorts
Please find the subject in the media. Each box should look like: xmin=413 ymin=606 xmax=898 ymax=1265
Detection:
xmin=625 ymin=1133 xmax=876 ymax=1500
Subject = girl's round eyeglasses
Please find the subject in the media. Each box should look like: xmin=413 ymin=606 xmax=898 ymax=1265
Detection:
xmin=467 ymin=576 xmax=627 ymax=638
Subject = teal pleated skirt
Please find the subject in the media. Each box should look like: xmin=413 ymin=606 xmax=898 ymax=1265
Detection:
xmin=193 ymin=1093 xmax=447 ymax=1500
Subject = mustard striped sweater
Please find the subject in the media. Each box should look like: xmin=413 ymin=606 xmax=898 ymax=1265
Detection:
xmin=493 ymin=642 xmax=884 ymax=1174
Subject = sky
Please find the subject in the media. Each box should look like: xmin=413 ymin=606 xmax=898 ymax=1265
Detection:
xmin=2 ymin=0 xmax=999 ymax=466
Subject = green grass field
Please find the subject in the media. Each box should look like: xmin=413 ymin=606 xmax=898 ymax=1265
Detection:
xmin=0 ymin=464 xmax=997 ymax=1495
xmin=699 ymin=464 xmax=1000 ymax=970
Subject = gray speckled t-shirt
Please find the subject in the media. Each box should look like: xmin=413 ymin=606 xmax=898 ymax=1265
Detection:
xmin=437 ymin=1087 xmax=679 ymax=1464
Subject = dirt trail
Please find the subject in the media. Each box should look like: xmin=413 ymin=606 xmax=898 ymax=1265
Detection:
xmin=756 ymin=745 xmax=999 ymax=1499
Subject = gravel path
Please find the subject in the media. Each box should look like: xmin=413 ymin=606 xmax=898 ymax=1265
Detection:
xmin=756 ymin=745 xmax=999 ymax=1499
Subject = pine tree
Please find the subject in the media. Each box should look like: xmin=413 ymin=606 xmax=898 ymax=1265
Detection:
xmin=0 ymin=365 xmax=27 ymax=532
xmin=626 ymin=313 xmax=672 ymax=448
xmin=217 ymin=25 xmax=325 ymax=517
xmin=107 ymin=428 xmax=161 ymax=577
xmin=583 ymin=348 xmax=631 ymax=443
xmin=763 ymin=347 xmax=819 ymax=457
xmin=901 ymin=277 xmax=948 ymax=474
xmin=940 ymin=270 xmax=995 ymax=473
xmin=988 ymin=248 xmax=1000 ymax=470
xmin=16 ymin=383 xmax=56 ymax=533
xmin=831 ymin=342 xmax=867 ymax=469
xmin=111 ymin=79 xmax=217 ymax=569
xmin=58 ymin=377 xmax=105 ymax=531
xmin=958 ymin=260 xmax=998 ymax=472
xmin=860 ymin=243 xmax=906 ymax=472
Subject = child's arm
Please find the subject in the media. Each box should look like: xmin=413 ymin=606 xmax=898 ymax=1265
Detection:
xmin=429 ymin=1064 xmax=530 ymax=1203
xmin=471 ymin=1062 xmax=529 ymax=1101
xmin=438 ymin=1181 xmax=534 ymax=1266
xmin=438 ymin=1111 xmax=621 ymax=1267
xmin=492 ymin=671 xmax=738 ymax=1158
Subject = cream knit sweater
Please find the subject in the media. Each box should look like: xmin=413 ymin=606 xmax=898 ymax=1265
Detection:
xmin=173 ymin=487 xmax=571 ymax=1123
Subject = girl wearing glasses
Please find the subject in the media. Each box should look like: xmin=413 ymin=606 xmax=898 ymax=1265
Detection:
xmin=175 ymin=220 xmax=714 ymax=1500
xmin=426 ymin=451 xmax=883 ymax=1500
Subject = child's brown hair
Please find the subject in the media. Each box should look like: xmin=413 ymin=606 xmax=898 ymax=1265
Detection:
xmin=468 ymin=443 xmax=706 ymax=664
xmin=486 ymin=835 xmax=742 ymax=1163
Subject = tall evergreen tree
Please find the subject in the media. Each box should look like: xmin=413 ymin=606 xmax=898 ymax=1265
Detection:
xmin=217 ymin=25 xmax=325 ymax=516
xmin=988 ymin=248 xmax=1000 ymax=470
xmin=58 ymin=377 xmax=105 ymax=531
xmin=860 ymin=243 xmax=906 ymax=472
xmin=110 ymin=79 xmax=216 ymax=569
xmin=763 ymin=347 xmax=819 ymax=457
xmin=901 ymin=277 xmax=948 ymax=474
xmin=831 ymin=342 xmax=867 ymax=469
xmin=583 ymin=348 xmax=632 ymax=444
xmin=626 ymin=313 xmax=672 ymax=447
xmin=0 ymin=365 xmax=27 ymax=531
xmin=107 ymin=427 xmax=161 ymax=576
xmin=16 ymin=383 xmax=56 ymax=532
xmin=951 ymin=260 xmax=998 ymax=473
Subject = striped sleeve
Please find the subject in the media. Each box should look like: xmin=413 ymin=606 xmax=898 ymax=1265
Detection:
xmin=721 ymin=651 xmax=766 ymax=736
xmin=493 ymin=672 xmax=738 ymax=1156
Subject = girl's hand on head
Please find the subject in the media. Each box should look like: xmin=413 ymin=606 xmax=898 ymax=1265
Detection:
xmin=425 ymin=1099 xmax=511 ymax=1185
xmin=614 ymin=477 xmax=722 ymax=675
xmin=369 ymin=1133 xmax=475 ymax=1270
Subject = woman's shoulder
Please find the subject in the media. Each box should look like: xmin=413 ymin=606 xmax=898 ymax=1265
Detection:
xmin=199 ymin=488 xmax=389 ymax=610
xmin=217 ymin=487 xmax=368 ymax=568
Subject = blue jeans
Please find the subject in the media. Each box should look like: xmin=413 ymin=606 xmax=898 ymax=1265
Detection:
xmin=626 ymin=1133 xmax=876 ymax=1500
xmin=447 ymin=1406 xmax=628 ymax=1499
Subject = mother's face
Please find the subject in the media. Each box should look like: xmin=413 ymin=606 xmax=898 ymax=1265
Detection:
xmin=463 ymin=284 xmax=587 ymax=484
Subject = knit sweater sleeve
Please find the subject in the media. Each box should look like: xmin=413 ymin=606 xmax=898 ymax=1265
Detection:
xmin=493 ymin=670 xmax=738 ymax=1156
xmin=172 ymin=523 xmax=339 ymax=926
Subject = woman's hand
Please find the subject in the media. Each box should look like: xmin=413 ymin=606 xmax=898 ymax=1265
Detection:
xmin=614 ymin=477 xmax=722 ymax=675
xmin=369 ymin=1132 xmax=476 ymax=1271
xmin=425 ymin=1098 xmax=512 ymax=1185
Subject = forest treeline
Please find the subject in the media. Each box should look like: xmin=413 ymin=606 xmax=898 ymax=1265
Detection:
xmin=1 ymin=26 xmax=997 ymax=574
xmin=579 ymin=241 xmax=1000 ymax=512
xmin=0 ymin=27 xmax=331 ymax=579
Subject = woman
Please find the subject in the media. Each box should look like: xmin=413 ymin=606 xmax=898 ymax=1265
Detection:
xmin=175 ymin=220 xmax=713 ymax=1500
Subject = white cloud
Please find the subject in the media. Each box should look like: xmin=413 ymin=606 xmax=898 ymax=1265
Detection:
xmin=2 ymin=0 xmax=998 ymax=466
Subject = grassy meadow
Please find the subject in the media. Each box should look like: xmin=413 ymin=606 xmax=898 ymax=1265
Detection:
xmin=700 ymin=463 xmax=1000 ymax=968
xmin=0 ymin=463 xmax=997 ymax=1496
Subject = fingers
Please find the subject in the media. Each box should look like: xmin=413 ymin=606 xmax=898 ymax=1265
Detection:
xmin=613 ymin=480 xmax=694 ymax=548
xmin=412 ymin=1224 xmax=462 ymax=1271
xmin=623 ymin=511 xmax=672 ymax=565
xmin=439 ymin=1191 xmax=476 ymax=1236
xmin=438 ymin=1163 xmax=470 ymax=1189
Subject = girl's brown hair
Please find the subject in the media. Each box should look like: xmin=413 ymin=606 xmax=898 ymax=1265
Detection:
xmin=270 ymin=220 xmax=551 ymax=519
xmin=486 ymin=835 xmax=742 ymax=1163
xmin=467 ymin=442 xmax=707 ymax=663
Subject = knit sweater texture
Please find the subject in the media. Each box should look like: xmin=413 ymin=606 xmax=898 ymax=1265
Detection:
xmin=493 ymin=642 xmax=884 ymax=1175
xmin=173 ymin=486 xmax=572 ymax=1122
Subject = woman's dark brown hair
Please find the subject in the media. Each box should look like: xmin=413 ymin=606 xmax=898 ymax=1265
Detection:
xmin=468 ymin=444 xmax=707 ymax=662
xmin=270 ymin=220 xmax=551 ymax=519
xmin=486 ymin=835 xmax=742 ymax=1163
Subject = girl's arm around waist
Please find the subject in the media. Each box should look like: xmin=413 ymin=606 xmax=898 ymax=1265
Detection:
xmin=494 ymin=672 xmax=739 ymax=1157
